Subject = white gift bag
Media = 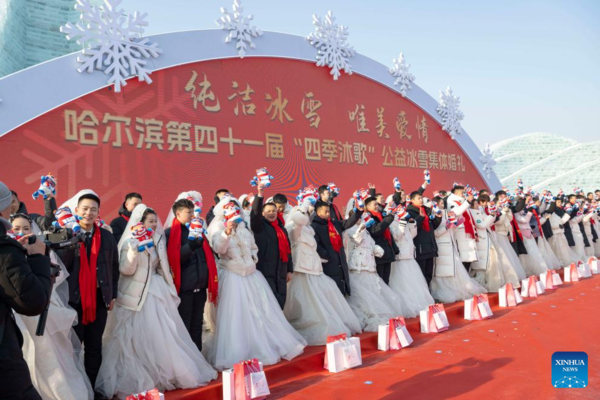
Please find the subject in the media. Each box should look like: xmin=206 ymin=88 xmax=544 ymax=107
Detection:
xmin=343 ymin=341 xmax=361 ymax=368
xmin=564 ymin=264 xmax=580 ymax=282
xmin=420 ymin=305 xmax=450 ymax=333
xmin=326 ymin=337 xmax=362 ymax=373
xmin=578 ymin=262 xmax=592 ymax=278
xmin=552 ymin=271 xmax=563 ymax=285
xmin=250 ymin=371 xmax=270 ymax=398
xmin=536 ymin=280 xmax=545 ymax=295
xmin=433 ymin=310 xmax=449 ymax=329
xmin=589 ymin=259 xmax=599 ymax=274
xmin=395 ymin=325 xmax=413 ymax=348
xmin=478 ymin=301 xmax=493 ymax=318
xmin=223 ymin=369 xmax=235 ymax=400
xmin=223 ymin=362 xmax=266 ymax=400
xmin=377 ymin=324 xmax=389 ymax=351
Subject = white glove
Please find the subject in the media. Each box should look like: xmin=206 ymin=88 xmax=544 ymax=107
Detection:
xmin=357 ymin=221 xmax=367 ymax=233
xmin=320 ymin=258 xmax=329 ymax=263
xmin=374 ymin=245 xmax=385 ymax=258
xmin=300 ymin=197 xmax=316 ymax=213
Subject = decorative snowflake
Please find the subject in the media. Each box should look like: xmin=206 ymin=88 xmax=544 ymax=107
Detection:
xmin=436 ymin=86 xmax=465 ymax=140
xmin=216 ymin=0 xmax=263 ymax=58
xmin=389 ymin=52 xmax=415 ymax=97
xmin=307 ymin=11 xmax=356 ymax=80
xmin=479 ymin=143 xmax=497 ymax=178
xmin=60 ymin=0 xmax=162 ymax=93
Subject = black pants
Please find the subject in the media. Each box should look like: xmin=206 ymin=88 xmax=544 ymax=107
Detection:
xmin=179 ymin=290 xmax=207 ymax=352
xmin=417 ymin=258 xmax=435 ymax=287
xmin=376 ymin=262 xmax=392 ymax=285
xmin=0 ymin=316 xmax=41 ymax=399
xmin=463 ymin=262 xmax=471 ymax=272
xmin=71 ymin=288 xmax=108 ymax=388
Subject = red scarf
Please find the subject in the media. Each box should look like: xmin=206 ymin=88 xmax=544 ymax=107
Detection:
xmin=277 ymin=212 xmax=285 ymax=225
xmin=167 ymin=218 xmax=183 ymax=293
xmin=484 ymin=208 xmax=495 ymax=231
xmin=79 ymin=225 xmax=101 ymax=325
xmin=371 ymin=211 xmax=393 ymax=246
xmin=167 ymin=218 xmax=218 ymax=303
xmin=462 ymin=208 xmax=478 ymax=241
xmin=331 ymin=203 xmax=342 ymax=220
xmin=531 ymin=209 xmax=544 ymax=238
xmin=510 ymin=215 xmax=523 ymax=242
xmin=122 ymin=215 xmax=130 ymax=222
xmin=269 ymin=220 xmax=291 ymax=262
xmin=420 ymin=207 xmax=430 ymax=232
xmin=328 ymin=219 xmax=343 ymax=252
xmin=202 ymin=233 xmax=219 ymax=305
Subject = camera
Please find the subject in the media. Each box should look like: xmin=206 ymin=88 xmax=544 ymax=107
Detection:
xmin=36 ymin=226 xmax=85 ymax=250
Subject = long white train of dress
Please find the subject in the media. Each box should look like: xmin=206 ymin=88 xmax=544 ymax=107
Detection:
xmin=431 ymin=256 xmax=487 ymax=304
xmin=518 ymin=236 xmax=549 ymax=276
xmin=96 ymin=269 xmax=217 ymax=399
xmin=284 ymin=272 xmax=362 ymax=343
xmin=537 ymin=236 xmax=561 ymax=270
xmin=15 ymin=252 xmax=93 ymax=400
xmin=389 ymin=258 xmax=434 ymax=317
xmin=347 ymin=271 xmax=402 ymax=332
xmin=203 ymin=268 xmax=307 ymax=370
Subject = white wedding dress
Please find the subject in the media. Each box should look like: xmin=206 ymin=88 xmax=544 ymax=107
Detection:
xmin=96 ymin=206 xmax=216 ymax=399
xmin=15 ymin=251 xmax=93 ymax=400
xmin=387 ymin=220 xmax=434 ymax=318
xmin=343 ymin=224 xmax=403 ymax=332
xmin=284 ymin=206 xmax=362 ymax=344
xmin=203 ymin=198 xmax=306 ymax=370
xmin=431 ymin=216 xmax=487 ymax=304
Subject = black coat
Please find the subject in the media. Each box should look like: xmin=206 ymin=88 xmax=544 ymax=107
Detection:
xmin=250 ymin=196 xmax=293 ymax=309
xmin=510 ymin=198 xmax=527 ymax=255
xmin=311 ymin=211 xmax=361 ymax=295
xmin=206 ymin=205 xmax=216 ymax=227
xmin=580 ymin=221 xmax=591 ymax=248
xmin=17 ymin=198 xmax=57 ymax=231
xmin=55 ymin=227 xmax=119 ymax=307
xmin=109 ymin=205 xmax=132 ymax=244
xmin=406 ymin=204 xmax=441 ymax=260
xmin=0 ymin=225 xmax=51 ymax=349
xmin=367 ymin=213 xmax=399 ymax=264
xmin=165 ymin=225 xmax=209 ymax=293
xmin=563 ymin=208 xmax=576 ymax=246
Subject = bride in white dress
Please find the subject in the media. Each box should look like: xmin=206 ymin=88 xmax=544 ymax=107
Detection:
xmin=385 ymin=201 xmax=434 ymax=318
xmin=10 ymin=214 xmax=93 ymax=400
xmin=431 ymin=208 xmax=487 ymax=304
xmin=203 ymin=196 xmax=306 ymax=370
xmin=283 ymin=196 xmax=362 ymax=343
xmin=515 ymin=209 xmax=549 ymax=276
xmin=96 ymin=204 xmax=216 ymax=399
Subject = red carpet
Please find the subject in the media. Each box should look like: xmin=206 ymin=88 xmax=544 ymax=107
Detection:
xmin=167 ymin=271 xmax=600 ymax=399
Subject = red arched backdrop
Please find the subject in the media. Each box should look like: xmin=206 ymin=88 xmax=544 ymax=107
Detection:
xmin=0 ymin=57 xmax=488 ymax=220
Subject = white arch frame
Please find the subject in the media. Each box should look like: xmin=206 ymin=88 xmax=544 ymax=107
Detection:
xmin=0 ymin=29 xmax=501 ymax=190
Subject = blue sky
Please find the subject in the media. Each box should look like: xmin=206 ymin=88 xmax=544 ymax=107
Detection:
xmin=128 ymin=0 xmax=600 ymax=148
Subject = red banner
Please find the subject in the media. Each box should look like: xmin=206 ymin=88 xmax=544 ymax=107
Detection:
xmin=0 ymin=57 xmax=487 ymax=220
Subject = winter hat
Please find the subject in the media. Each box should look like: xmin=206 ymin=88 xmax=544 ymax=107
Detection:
xmin=0 ymin=181 xmax=12 ymax=212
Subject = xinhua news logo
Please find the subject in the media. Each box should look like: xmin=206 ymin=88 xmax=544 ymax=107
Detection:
xmin=552 ymin=352 xmax=588 ymax=388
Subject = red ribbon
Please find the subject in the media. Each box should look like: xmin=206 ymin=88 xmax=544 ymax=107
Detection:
xmin=531 ymin=209 xmax=544 ymax=238
xmin=269 ymin=220 xmax=291 ymax=262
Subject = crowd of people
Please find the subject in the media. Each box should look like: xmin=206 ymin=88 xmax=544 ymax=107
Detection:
xmin=1 ymin=173 xmax=599 ymax=399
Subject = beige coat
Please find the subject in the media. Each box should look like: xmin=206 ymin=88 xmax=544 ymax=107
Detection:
xmin=117 ymin=233 xmax=177 ymax=311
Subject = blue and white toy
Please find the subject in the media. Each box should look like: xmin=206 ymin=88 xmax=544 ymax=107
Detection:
xmin=32 ymin=173 xmax=57 ymax=201
xmin=393 ymin=177 xmax=401 ymax=191
xmin=424 ymin=170 xmax=431 ymax=185
xmin=250 ymin=167 xmax=274 ymax=187
xmin=187 ymin=218 xmax=207 ymax=241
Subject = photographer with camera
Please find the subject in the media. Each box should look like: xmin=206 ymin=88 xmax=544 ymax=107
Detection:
xmin=9 ymin=213 xmax=93 ymax=399
xmin=0 ymin=182 xmax=52 ymax=399
xmin=54 ymin=190 xmax=119 ymax=395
